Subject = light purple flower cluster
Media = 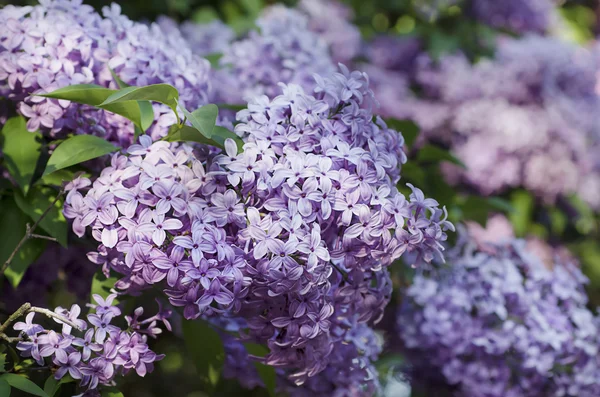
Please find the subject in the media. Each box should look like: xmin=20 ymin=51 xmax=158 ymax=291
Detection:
xmin=297 ymin=0 xmax=361 ymax=64
xmin=214 ymin=5 xmax=335 ymax=103
xmin=156 ymin=17 xmax=235 ymax=57
xmin=389 ymin=35 xmax=600 ymax=208
xmin=0 ymin=0 xmax=210 ymax=145
xmin=398 ymin=235 xmax=600 ymax=397
xmin=469 ymin=0 xmax=557 ymax=34
xmin=63 ymin=66 xmax=452 ymax=383
xmin=13 ymin=296 xmax=166 ymax=393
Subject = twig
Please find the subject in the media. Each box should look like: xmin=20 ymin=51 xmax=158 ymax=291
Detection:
xmin=29 ymin=234 xmax=58 ymax=242
xmin=0 ymin=302 xmax=84 ymax=345
xmin=0 ymin=189 xmax=64 ymax=276
xmin=29 ymin=307 xmax=83 ymax=332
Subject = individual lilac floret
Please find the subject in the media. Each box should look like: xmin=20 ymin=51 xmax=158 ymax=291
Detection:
xmin=63 ymin=66 xmax=453 ymax=383
xmin=0 ymin=0 xmax=211 ymax=145
xmin=12 ymin=296 xmax=166 ymax=392
xmin=214 ymin=5 xmax=335 ymax=103
xmin=398 ymin=234 xmax=600 ymax=397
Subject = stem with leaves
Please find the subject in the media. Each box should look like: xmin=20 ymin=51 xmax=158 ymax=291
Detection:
xmin=0 ymin=188 xmax=64 ymax=277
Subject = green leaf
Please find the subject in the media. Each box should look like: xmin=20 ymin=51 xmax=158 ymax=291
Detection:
xmin=181 ymin=104 xmax=218 ymax=138
xmin=100 ymin=84 xmax=179 ymax=122
xmin=37 ymin=169 xmax=84 ymax=187
xmin=243 ymin=343 xmax=276 ymax=397
xmin=0 ymin=353 xmax=6 ymax=372
xmin=384 ymin=118 xmax=419 ymax=148
xmin=509 ymin=190 xmax=534 ymax=237
xmin=109 ymin=70 xmax=154 ymax=132
xmin=90 ymin=271 xmax=118 ymax=304
xmin=487 ymin=197 xmax=515 ymax=214
xmin=182 ymin=320 xmax=225 ymax=391
xmin=211 ymin=126 xmax=244 ymax=153
xmin=0 ymin=197 xmax=47 ymax=287
xmin=14 ymin=186 xmax=67 ymax=247
xmin=0 ymin=373 xmax=48 ymax=397
xmin=38 ymin=84 xmax=146 ymax=130
xmin=416 ymin=144 xmax=465 ymax=168
xmin=0 ymin=379 xmax=9 ymax=397
xmin=43 ymin=135 xmax=119 ymax=176
xmin=0 ymin=116 xmax=42 ymax=194
xmin=100 ymin=386 xmax=124 ymax=397
xmin=205 ymin=53 xmax=223 ymax=69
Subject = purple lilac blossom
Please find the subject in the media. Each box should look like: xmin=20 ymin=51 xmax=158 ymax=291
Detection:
xmin=469 ymin=0 xmax=558 ymax=34
xmin=11 ymin=296 xmax=166 ymax=393
xmin=298 ymin=0 xmax=361 ymax=64
xmin=398 ymin=233 xmax=600 ymax=397
xmin=0 ymin=0 xmax=211 ymax=145
xmin=63 ymin=66 xmax=453 ymax=384
xmin=383 ymin=35 xmax=600 ymax=208
xmin=156 ymin=17 xmax=235 ymax=57
xmin=214 ymin=5 xmax=336 ymax=104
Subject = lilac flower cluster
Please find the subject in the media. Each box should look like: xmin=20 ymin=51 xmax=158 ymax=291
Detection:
xmin=297 ymin=0 xmax=361 ymax=64
xmin=156 ymin=17 xmax=235 ymax=57
xmin=13 ymin=296 xmax=166 ymax=393
xmin=214 ymin=5 xmax=335 ymax=103
xmin=385 ymin=35 xmax=600 ymax=208
xmin=398 ymin=235 xmax=600 ymax=397
xmin=469 ymin=0 xmax=558 ymax=34
xmin=63 ymin=66 xmax=452 ymax=383
xmin=0 ymin=0 xmax=210 ymax=145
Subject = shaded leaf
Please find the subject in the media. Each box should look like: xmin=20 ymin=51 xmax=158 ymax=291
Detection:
xmin=90 ymin=271 xmax=118 ymax=304
xmin=182 ymin=319 xmax=225 ymax=391
xmin=0 ymin=373 xmax=48 ymax=397
xmin=0 ymin=197 xmax=47 ymax=287
xmin=43 ymin=135 xmax=119 ymax=176
xmin=384 ymin=118 xmax=419 ymax=148
xmin=244 ymin=343 xmax=276 ymax=397
xmin=211 ymin=126 xmax=243 ymax=153
xmin=416 ymin=144 xmax=465 ymax=168
xmin=14 ymin=186 xmax=67 ymax=247
xmin=109 ymin=69 xmax=154 ymax=132
xmin=0 ymin=379 xmax=9 ymax=397
xmin=100 ymin=387 xmax=124 ymax=397
xmin=0 ymin=116 xmax=42 ymax=193
xmin=0 ymin=354 xmax=6 ymax=372
xmin=509 ymin=190 xmax=534 ymax=237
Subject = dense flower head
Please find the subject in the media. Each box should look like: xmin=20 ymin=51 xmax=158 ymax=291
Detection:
xmin=214 ymin=5 xmax=336 ymax=103
xmin=398 ymin=234 xmax=600 ymax=397
xmin=0 ymin=0 xmax=211 ymax=145
xmin=12 ymin=296 xmax=166 ymax=393
xmin=297 ymin=0 xmax=361 ymax=64
xmin=469 ymin=0 xmax=557 ymax=34
xmin=389 ymin=35 xmax=600 ymax=208
xmin=63 ymin=66 xmax=453 ymax=384
xmin=156 ymin=17 xmax=235 ymax=57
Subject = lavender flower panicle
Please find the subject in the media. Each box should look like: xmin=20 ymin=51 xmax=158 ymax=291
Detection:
xmin=0 ymin=0 xmax=210 ymax=145
xmin=398 ymin=233 xmax=600 ymax=397
xmin=63 ymin=66 xmax=453 ymax=386
xmin=12 ymin=296 xmax=166 ymax=392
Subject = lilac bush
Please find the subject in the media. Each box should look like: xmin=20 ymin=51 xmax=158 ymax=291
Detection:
xmin=378 ymin=35 xmax=600 ymax=208
xmin=0 ymin=0 xmax=211 ymax=145
xmin=11 ymin=296 xmax=167 ymax=394
xmin=469 ymin=0 xmax=558 ymax=34
xmin=62 ymin=65 xmax=453 ymax=386
xmin=398 ymin=233 xmax=600 ymax=397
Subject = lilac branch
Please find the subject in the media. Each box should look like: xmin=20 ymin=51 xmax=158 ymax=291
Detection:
xmin=0 ymin=188 xmax=64 ymax=277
